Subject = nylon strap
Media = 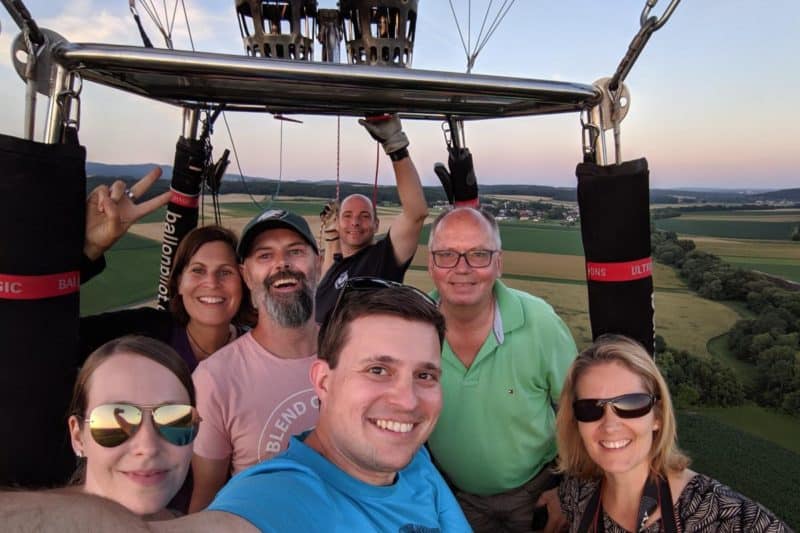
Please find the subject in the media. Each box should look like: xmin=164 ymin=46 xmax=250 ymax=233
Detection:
xmin=577 ymin=475 xmax=679 ymax=533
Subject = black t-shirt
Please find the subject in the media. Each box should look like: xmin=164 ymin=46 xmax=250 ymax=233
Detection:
xmin=315 ymin=233 xmax=413 ymax=323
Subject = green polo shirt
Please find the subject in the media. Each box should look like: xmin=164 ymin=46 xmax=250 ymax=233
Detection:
xmin=428 ymin=280 xmax=577 ymax=495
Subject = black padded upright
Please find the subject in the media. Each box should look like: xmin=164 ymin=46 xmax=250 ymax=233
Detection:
xmin=0 ymin=133 xmax=85 ymax=486
xmin=577 ymin=158 xmax=655 ymax=355
xmin=155 ymin=136 xmax=204 ymax=309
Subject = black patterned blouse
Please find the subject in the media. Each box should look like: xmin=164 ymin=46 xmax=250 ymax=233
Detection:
xmin=559 ymin=473 xmax=792 ymax=532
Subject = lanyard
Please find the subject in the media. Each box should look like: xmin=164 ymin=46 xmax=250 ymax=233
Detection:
xmin=576 ymin=474 xmax=679 ymax=533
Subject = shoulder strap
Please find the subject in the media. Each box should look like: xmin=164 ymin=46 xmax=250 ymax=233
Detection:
xmin=658 ymin=475 xmax=680 ymax=533
xmin=576 ymin=481 xmax=602 ymax=533
xmin=577 ymin=476 xmax=677 ymax=533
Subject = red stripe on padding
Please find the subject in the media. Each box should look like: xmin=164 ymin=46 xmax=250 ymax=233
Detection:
xmin=0 ymin=271 xmax=80 ymax=300
xmin=586 ymin=258 xmax=652 ymax=282
xmin=170 ymin=190 xmax=199 ymax=208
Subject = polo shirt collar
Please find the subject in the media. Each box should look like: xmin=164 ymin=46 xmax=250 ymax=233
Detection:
xmin=430 ymin=279 xmax=524 ymax=347
xmin=492 ymin=280 xmax=524 ymax=343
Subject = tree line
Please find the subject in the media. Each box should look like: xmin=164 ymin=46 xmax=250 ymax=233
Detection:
xmin=652 ymin=230 xmax=800 ymax=417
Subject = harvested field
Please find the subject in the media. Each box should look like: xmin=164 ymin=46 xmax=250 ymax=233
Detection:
xmin=692 ymin=236 xmax=800 ymax=260
xmin=653 ymin=291 xmax=739 ymax=357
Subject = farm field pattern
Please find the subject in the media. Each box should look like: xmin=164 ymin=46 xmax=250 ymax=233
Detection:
xmin=656 ymin=209 xmax=800 ymax=282
xmin=654 ymin=208 xmax=800 ymax=241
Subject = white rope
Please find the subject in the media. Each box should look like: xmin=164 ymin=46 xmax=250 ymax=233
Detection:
xmin=447 ymin=0 xmax=471 ymax=61
xmin=472 ymin=0 xmax=516 ymax=63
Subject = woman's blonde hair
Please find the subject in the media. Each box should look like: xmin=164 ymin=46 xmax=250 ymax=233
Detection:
xmin=556 ymin=334 xmax=689 ymax=480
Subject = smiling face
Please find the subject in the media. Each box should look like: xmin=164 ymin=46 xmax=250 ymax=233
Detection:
xmin=240 ymin=227 xmax=319 ymax=328
xmin=68 ymin=353 xmax=193 ymax=516
xmin=428 ymin=209 xmax=501 ymax=309
xmin=177 ymin=240 xmax=242 ymax=329
xmin=338 ymin=194 xmax=378 ymax=252
xmin=575 ymin=362 xmax=660 ymax=483
xmin=310 ymin=314 xmax=442 ymax=485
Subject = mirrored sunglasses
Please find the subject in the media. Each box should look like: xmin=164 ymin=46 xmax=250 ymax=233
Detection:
xmin=573 ymin=393 xmax=658 ymax=423
xmin=86 ymin=403 xmax=200 ymax=448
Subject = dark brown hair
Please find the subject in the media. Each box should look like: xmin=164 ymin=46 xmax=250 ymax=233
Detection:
xmin=167 ymin=225 xmax=254 ymax=327
xmin=317 ymin=285 xmax=445 ymax=369
xmin=69 ymin=336 xmax=196 ymax=419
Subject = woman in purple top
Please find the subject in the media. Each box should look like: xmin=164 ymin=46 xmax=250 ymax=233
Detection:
xmin=80 ymin=225 xmax=253 ymax=372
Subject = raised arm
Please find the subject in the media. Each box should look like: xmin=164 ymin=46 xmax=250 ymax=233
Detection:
xmin=387 ymin=156 xmax=427 ymax=263
xmin=84 ymin=167 xmax=172 ymax=261
xmin=359 ymin=115 xmax=428 ymax=264
xmin=319 ymin=200 xmax=341 ymax=280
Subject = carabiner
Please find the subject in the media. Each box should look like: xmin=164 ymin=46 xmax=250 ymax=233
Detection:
xmin=640 ymin=0 xmax=682 ymax=31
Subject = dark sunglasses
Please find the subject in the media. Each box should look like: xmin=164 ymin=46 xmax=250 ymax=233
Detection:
xmin=327 ymin=276 xmax=437 ymax=322
xmin=84 ymin=403 xmax=200 ymax=448
xmin=573 ymin=393 xmax=658 ymax=423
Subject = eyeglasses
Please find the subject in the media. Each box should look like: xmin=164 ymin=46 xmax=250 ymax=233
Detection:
xmin=326 ymin=276 xmax=437 ymax=324
xmin=84 ymin=403 xmax=200 ymax=448
xmin=430 ymin=249 xmax=497 ymax=268
xmin=573 ymin=393 xmax=658 ymax=423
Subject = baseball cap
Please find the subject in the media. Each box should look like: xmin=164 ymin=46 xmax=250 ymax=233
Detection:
xmin=238 ymin=209 xmax=319 ymax=259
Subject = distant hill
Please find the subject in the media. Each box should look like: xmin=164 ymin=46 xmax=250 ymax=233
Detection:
xmin=85 ymin=161 xmax=797 ymax=205
xmin=750 ymin=188 xmax=800 ymax=202
xmin=85 ymin=162 xmax=171 ymax=179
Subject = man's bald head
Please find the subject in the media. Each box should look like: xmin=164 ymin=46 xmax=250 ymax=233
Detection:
xmin=338 ymin=194 xmax=379 ymax=251
xmin=428 ymin=207 xmax=502 ymax=250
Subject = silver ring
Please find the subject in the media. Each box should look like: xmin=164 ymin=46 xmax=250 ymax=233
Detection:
xmin=124 ymin=188 xmax=135 ymax=200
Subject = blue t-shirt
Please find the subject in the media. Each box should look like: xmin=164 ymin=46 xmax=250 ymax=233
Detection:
xmin=209 ymin=433 xmax=471 ymax=532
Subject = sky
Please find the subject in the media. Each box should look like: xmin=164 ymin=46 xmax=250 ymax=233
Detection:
xmin=0 ymin=1 xmax=798 ymax=190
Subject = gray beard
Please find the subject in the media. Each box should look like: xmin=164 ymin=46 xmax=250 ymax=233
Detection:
xmin=262 ymin=283 xmax=314 ymax=328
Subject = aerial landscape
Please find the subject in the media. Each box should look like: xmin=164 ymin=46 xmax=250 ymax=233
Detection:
xmin=1 ymin=0 xmax=798 ymax=529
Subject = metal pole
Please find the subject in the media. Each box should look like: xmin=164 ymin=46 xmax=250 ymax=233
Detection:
xmin=44 ymin=63 xmax=68 ymax=144
xmin=23 ymin=47 xmax=37 ymax=140
xmin=588 ymin=105 xmax=607 ymax=166
xmin=182 ymin=107 xmax=200 ymax=140
xmin=447 ymin=116 xmax=464 ymax=151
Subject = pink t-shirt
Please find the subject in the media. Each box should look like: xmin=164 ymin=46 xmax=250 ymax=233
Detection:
xmin=192 ymin=332 xmax=319 ymax=474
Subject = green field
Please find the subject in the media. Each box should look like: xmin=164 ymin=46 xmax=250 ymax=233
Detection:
xmin=720 ymin=256 xmax=800 ymax=283
xmin=139 ymin=206 xmax=167 ymax=223
xmin=706 ymin=334 xmax=758 ymax=386
xmin=420 ymin=221 xmax=586 ymax=256
xmin=655 ymin=217 xmax=798 ymax=241
xmin=677 ymin=410 xmax=799 ymax=529
xmin=694 ymin=404 xmax=800 ymax=455
xmin=674 ymin=209 xmax=800 ymax=222
xmin=80 ymin=233 xmax=161 ymax=315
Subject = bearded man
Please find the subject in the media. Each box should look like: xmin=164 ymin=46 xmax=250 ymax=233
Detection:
xmin=189 ymin=209 xmax=321 ymax=511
